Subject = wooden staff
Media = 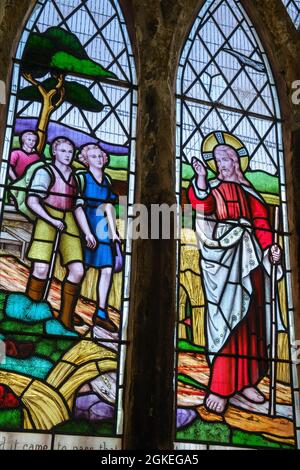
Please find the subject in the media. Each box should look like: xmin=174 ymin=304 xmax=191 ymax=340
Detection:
xmin=269 ymin=206 xmax=280 ymax=416
xmin=43 ymin=230 xmax=61 ymax=302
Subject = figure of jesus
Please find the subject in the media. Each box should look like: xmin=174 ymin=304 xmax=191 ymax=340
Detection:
xmin=188 ymin=143 xmax=283 ymax=414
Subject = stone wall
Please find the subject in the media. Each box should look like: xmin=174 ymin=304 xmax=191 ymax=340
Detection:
xmin=0 ymin=0 xmax=299 ymax=450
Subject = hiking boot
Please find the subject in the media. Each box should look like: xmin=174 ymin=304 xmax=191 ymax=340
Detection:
xmin=74 ymin=314 xmax=85 ymax=327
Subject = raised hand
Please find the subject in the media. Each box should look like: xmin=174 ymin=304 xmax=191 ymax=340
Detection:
xmin=192 ymin=157 xmax=208 ymax=190
xmin=192 ymin=157 xmax=207 ymax=177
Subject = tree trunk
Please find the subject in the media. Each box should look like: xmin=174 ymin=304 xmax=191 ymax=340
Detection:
xmin=36 ymin=95 xmax=55 ymax=155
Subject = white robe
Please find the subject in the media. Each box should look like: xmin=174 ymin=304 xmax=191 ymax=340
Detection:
xmin=193 ymin=179 xmax=285 ymax=362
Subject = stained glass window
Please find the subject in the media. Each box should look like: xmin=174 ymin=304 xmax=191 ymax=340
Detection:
xmin=0 ymin=0 xmax=136 ymax=450
xmin=175 ymin=0 xmax=299 ymax=450
xmin=282 ymin=0 xmax=300 ymax=29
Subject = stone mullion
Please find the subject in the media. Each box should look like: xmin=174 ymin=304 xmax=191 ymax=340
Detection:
xmin=122 ymin=1 xmax=177 ymax=450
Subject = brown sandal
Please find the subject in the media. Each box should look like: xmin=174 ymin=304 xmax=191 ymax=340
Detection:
xmin=93 ymin=316 xmax=118 ymax=333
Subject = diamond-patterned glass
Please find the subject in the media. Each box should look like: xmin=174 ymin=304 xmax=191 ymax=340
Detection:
xmin=0 ymin=0 xmax=137 ymax=450
xmin=177 ymin=0 xmax=280 ymax=174
xmin=175 ymin=0 xmax=299 ymax=451
xmin=282 ymin=0 xmax=300 ymax=29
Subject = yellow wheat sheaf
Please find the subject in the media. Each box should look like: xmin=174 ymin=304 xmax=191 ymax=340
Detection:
xmin=0 ymin=340 xmax=117 ymax=430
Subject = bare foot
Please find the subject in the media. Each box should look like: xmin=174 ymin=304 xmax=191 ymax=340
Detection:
xmin=205 ymin=393 xmax=227 ymax=414
xmin=241 ymin=387 xmax=265 ymax=404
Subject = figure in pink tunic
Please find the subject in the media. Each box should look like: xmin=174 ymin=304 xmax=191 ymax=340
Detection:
xmin=9 ymin=131 xmax=40 ymax=180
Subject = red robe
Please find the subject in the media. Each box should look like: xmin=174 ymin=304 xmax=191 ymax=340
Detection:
xmin=188 ymin=181 xmax=273 ymax=397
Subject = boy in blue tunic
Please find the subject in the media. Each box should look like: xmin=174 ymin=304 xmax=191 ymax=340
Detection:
xmin=78 ymin=144 xmax=120 ymax=332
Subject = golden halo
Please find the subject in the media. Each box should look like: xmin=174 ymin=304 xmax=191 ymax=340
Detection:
xmin=201 ymin=131 xmax=249 ymax=173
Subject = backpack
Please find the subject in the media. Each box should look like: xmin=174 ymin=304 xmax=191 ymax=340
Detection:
xmin=10 ymin=165 xmax=114 ymax=222
xmin=75 ymin=170 xmax=114 ymax=194
xmin=9 ymin=162 xmax=55 ymax=222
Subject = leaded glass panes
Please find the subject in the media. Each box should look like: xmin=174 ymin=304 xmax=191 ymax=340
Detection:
xmin=282 ymin=0 xmax=300 ymax=29
xmin=0 ymin=0 xmax=136 ymax=450
xmin=175 ymin=0 xmax=299 ymax=450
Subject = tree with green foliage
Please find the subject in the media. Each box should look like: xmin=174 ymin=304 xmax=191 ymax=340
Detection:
xmin=20 ymin=27 xmax=117 ymax=153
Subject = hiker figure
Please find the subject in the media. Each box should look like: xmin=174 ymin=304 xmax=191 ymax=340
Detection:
xmin=9 ymin=131 xmax=40 ymax=181
xmin=25 ymin=137 xmax=96 ymax=331
xmin=77 ymin=144 xmax=120 ymax=333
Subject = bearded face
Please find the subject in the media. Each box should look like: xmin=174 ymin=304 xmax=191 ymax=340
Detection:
xmin=215 ymin=150 xmax=236 ymax=181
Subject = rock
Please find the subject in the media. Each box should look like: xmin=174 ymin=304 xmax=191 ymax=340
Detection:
xmin=74 ymin=394 xmax=100 ymax=420
xmin=89 ymin=401 xmax=114 ymax=421
xmin=26 ymin=300 xmax=53 ymax=322
xmin=0 ymin=356 xmax=53 ymax=379
xmin=45 ymin=319 xmax=78 ymax=337
xmin=90 ymin=372 xmax=116 ymax=404
xmin=78 ymin=384 xmax=92 ymax=394
xmin=176 ymin=408 xmax=197 ymax=428
xmin=4 ymin=339 xmax=34 ymax=358
xmin=5 ymin=294 xmax=31 ymax=320
xmin=5 ymin=293 xmax=52 ymax=322
xmin=92 ymin=327 xmax=119 ymax=347
xmin=75 ymin=393 xmax=115 ymax=422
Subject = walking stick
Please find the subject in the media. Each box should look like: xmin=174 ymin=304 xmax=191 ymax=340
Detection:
xmin=43 ymin=229 xmax=61 ymax=301
xmin=269 ymin=206 xmax=280 ymax=416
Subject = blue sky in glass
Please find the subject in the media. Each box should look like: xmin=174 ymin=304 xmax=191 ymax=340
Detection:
xmin=282 ymin=0 xmax=300 ymax=29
